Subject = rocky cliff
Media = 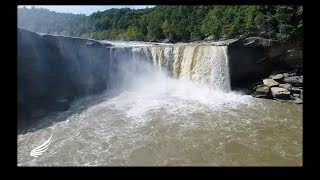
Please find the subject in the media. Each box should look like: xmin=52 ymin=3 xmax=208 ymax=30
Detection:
xmin=223 ymin=37 xmax=303 ymax=103
xmin=18 ymin=29 xmax=303 ymax=131
xmin=225 ymin=37 xmax=302 ymax=90
xmin=18 ymin=28 xmax=112 ymax=130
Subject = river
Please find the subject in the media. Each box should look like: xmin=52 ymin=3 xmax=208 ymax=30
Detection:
xmin=17 ymin=41 xmax=302 ymax=166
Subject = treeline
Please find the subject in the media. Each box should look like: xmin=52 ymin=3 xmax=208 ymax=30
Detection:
xmin=18 ymin=5 xmax=303 ymax=42
xmin=18 ymin=6 xmax=88 ymax=37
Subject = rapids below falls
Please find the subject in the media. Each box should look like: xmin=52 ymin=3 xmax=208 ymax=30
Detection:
xmin=18 ymin=41 xmax=302 ymax=166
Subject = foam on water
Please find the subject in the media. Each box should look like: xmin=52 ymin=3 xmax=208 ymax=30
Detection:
xmin=17 ymin=42 xmax=302 ymax=166
xmin=105 ymin=74 xmax=252 ymax=120
xmin=17 ymin=77 xmax=302 ymax=166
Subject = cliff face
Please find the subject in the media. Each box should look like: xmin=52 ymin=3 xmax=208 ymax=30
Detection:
xmin=18 ymin=28 xmax=111 ymax=130
xmin=226 ymin=37 xmax=303 ymax=89
xmin=18 ymin=29 xmax=303 ymax=131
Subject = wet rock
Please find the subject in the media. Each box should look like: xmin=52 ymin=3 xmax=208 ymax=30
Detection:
xmin=289 ymin=97 xmax=303 ymax=104
xmin=290 ymin=87 xmax=303 ymax=94
xmin=270 ymin=87 xmax=290 ymax=99
xmin=263 ymin=79 xmax=279 ymax=87
xmin=269 ymin=74 xmax=284 ymax=80
xmin=251 ymin=86 xmax=270 ymax=98
xmin=251 ymin=80 xmax=263 ymax=88
xmin=256 ymin=86 xmax=270 ymax=93
xmin=252 ymin=94 xmax=270 ymax=98
xmin=279 ymin=83 xmax=292 ymax=90
xmin=293 ymin=93 xmax=300 ymax=98
xmin=253 ymin=84 xmax=264 ymax=90
xmin=282 ymin=76 xmax=303 ymax=86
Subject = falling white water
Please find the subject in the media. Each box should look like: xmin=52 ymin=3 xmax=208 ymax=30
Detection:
xmin=115 ymin=43 xmax=231 ymax=92
xmin=18 ymin=41 xmax=302 ymax=166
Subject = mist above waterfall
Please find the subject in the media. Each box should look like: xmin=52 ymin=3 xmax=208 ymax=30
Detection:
xmin=100 ymin=42 xmax=250 ymax=118
xmin=18 ymin=41 xmax=302 ymax=166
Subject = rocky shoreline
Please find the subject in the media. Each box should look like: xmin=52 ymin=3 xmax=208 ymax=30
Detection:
xmin=251 ymin=69 xmax=303 ymax=104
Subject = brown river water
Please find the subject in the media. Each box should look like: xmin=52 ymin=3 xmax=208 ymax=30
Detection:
xmin=17 ymin=75 xmax=302 ymax=166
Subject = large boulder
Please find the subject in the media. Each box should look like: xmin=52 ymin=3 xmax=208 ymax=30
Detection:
xmin=263 ymin=79 xmax=279 ymax=87
xmin=290 ymin=87 xmax=303 ymax=94
xmin=279 ymin=83 xmax=292 ymax=90
xmin=282 ymin=76 xmax=303 ymax=86
xmin=269 ymin=73 xmax=284 ymax=80
xmin=270 ymin=87 xmax=291 ymax=99
xmin=251 ymin=86 xmax=270 ymax=98
xmin=293 ymin=93 xmax=300 ymax=98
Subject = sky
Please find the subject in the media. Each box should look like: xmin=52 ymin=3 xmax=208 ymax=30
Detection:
xmin=19 ymin=5 xmax=156 ymax=15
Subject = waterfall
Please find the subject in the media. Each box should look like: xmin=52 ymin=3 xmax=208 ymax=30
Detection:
xmin=107 ymin=43 xmax=231 ymax=92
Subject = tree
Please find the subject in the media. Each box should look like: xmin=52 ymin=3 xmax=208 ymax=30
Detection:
xmin=18 ymin=5 xmax=302 ymax=43
xmin=124 ymin=26 xmax=142 ymax=40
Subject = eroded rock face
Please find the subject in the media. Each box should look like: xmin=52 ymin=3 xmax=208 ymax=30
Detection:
xmin=18 ymin=28 xmax=111 ymax=131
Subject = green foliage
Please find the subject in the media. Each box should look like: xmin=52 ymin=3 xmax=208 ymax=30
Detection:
xmin=18 ymin=5 xmax=303 ymax=43
xmin=124 ymin=26 xmax=142 ymax=40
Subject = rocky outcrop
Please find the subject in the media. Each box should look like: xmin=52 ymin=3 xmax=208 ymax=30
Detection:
xmin=18 ymin=28 xmax=112 ymax=131
xmin=18 ymin=29 xmax=303 ymax=131
xmin=226 ymin=36 xmax=302 ymax=90
xmin=270 ymin=87 xmax=290 ymax=99
xmin=251 ymin=69 xmax=303 ymax=104
xmin=270 ymin=73 xmax=284 ymax=80
xmin=229 ymin=37 xmax=275 ymax=47
xmin=279 ymin=83 xmax=292 ymax=90
xmin=251 ymin=86 xmax=271 ymax=98
xmin=281 ymin=76 xmax=303 ymax=86
xmin=263 ymin=79 xmax=279 ymax=87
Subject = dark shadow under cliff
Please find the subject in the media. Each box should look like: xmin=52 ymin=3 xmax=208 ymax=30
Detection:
xmin=18 ymin=28 xmax=112 ymax=132
xmin=227 ymin=37 xmax=303 ymax=91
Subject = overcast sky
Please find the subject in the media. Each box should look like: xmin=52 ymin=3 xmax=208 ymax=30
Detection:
xmin=18 ymin=5 xmax=156 ymax=15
